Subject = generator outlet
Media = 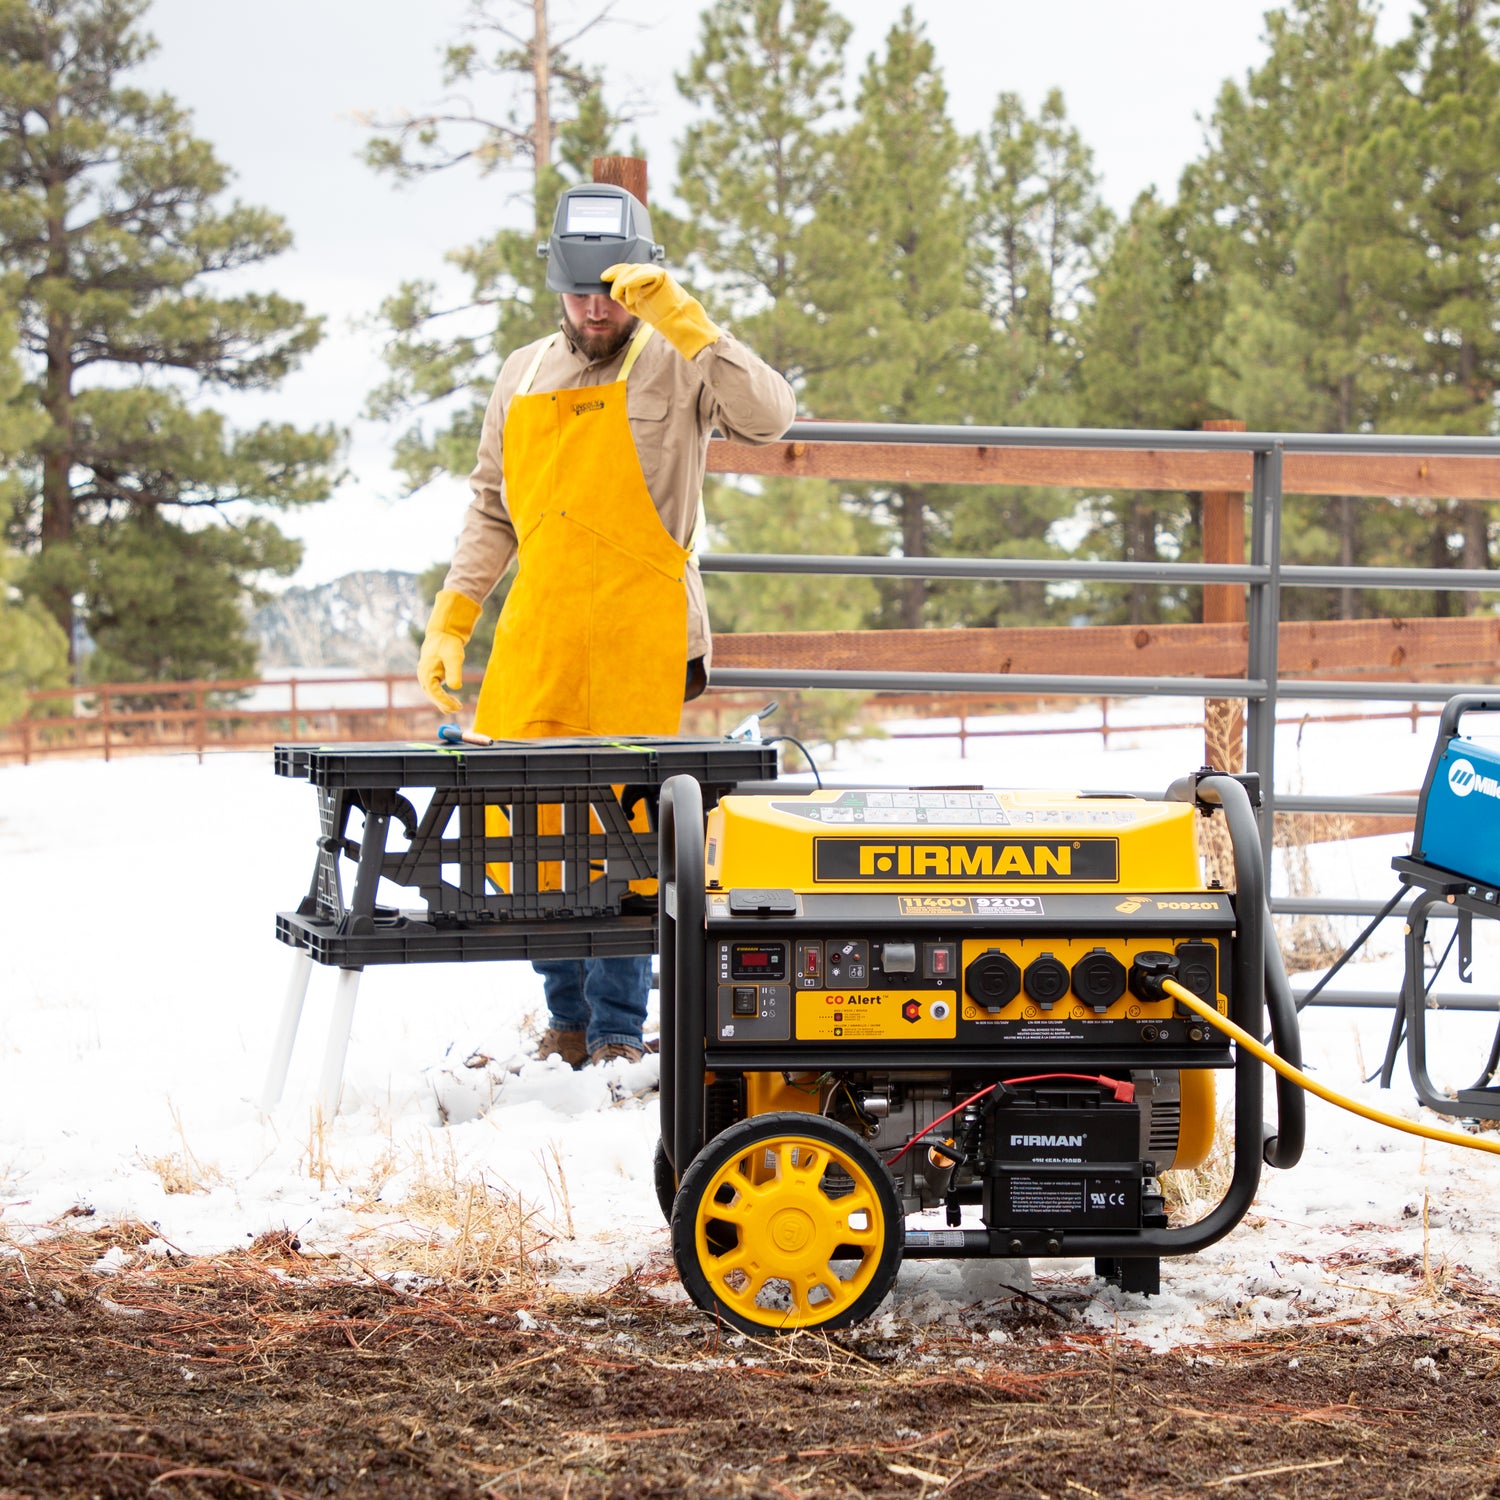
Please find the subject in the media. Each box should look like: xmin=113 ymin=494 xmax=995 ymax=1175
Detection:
xmin=1022 ymin=954 xmax=1071 ymax=1010
xmin=1072 ymin=948 xmax=1127 ymax=1012
xmin=965 ymin=949 xmax=1021 ymax=1012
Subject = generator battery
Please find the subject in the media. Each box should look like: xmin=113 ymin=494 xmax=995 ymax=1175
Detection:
xmin=986 ymin=1088 xmax=1142 ymax=1164
xmin=1413 ymin=697 xmax=1500 ymax=889
xmin=985 ymin=1087 xmax=1149 ymax=1232
xmin=986 ymin=1163 xmax=1145 ymax=1231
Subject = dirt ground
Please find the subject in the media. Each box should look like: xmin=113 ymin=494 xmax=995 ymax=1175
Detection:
xmin=4 ymin=1229 xmax=1500 ymax=1500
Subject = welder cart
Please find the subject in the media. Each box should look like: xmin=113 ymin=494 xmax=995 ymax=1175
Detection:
xmin=1380 ymin=695 xmax=1500 ymax=1120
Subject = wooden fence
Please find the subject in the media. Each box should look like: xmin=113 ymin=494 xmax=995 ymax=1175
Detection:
xmin=2 ymin=675 xmax=434 ymax=765
xmin=4 ymin=622 xmax=1480 ymax=770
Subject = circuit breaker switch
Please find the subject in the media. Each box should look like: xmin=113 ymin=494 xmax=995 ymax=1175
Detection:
xmin=881 ymin=942 xmax=917 ymax=974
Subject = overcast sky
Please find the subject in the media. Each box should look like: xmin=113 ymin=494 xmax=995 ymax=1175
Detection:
xmin=132 ymin=0 xmax=1421 ymax=589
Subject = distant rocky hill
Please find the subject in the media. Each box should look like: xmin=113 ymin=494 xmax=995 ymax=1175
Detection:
xmin=249 ymin=570 xmax=424 ymax=673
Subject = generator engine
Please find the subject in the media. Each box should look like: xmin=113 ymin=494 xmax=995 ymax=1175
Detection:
xmin=656 ymin=774 xmax=1302 ymax=1335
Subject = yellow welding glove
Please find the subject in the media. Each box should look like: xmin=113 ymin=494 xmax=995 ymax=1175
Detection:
xmin=418 ymin=589 xmax=482 ymax=713
xmin=602 ymin=263 xmax=722 ymax=361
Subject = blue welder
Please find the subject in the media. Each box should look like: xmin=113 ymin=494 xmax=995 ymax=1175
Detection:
xmin=1411 ymin=695 xmax=1500 ymax=891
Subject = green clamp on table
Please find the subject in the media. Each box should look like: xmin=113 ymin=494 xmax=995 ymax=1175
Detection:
xmin=264 ymin=735 xmax=777 ymax=1114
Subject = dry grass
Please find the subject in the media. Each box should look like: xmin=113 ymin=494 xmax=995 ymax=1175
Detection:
xmin=138 ymin=1103 xmax=222 ymax=1196
xmin=301 ymin=1104 xmax=336 ymax=1189
xmin=1275 ymin=724 xmax=1351 ymax=973
xmin=1162 ymin=1101 xmax=1235 ymax=1222
xmin=342 ymin=1133 xmax=560 ymax=1289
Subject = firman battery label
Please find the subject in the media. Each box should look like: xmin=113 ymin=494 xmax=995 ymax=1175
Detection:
xmin=814 ymin=837 xmax=1119 ymax=883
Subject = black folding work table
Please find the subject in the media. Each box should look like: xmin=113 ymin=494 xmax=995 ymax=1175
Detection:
xmin=265 ymin=736 xmax=777 ymax=1112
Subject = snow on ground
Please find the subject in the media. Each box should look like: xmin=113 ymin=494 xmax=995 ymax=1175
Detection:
xmin=4 ymin=699 xmax=1499 ymax=1346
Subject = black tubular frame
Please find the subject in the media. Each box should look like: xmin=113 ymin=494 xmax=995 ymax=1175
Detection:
xmin=658 ymin=773 xmax=705 ymax=1177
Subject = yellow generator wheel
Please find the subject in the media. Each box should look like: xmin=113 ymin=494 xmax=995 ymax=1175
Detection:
xmin=670 ymin=1112 xmax=903 ymax=1334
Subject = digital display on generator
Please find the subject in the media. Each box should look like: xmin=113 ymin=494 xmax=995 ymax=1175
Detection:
xmin=729 ymin=942 xmax=787 ymax=981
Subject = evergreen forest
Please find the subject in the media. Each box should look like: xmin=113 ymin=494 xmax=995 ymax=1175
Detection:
xmin=2 ymin=0 xmax=1499 ymax=708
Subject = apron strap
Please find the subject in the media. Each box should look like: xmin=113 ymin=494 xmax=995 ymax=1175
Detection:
xmin=515 ymin=333 xmax=559 ymax=397
xmin=618 ymin=323 xmax=655 ymax=381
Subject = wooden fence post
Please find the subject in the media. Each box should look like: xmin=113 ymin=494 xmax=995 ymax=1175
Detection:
xmin=1201 ymin=418 xmax=1247 ymax=886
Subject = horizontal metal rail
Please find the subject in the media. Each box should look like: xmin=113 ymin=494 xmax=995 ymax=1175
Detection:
xmin=780 ymin=419 xmax=1500 ymax=457
xmin=1274 ymin=896 xmax=1428 ymax=918
xmin=703 ymin=554 xmax=1265 ymax=585
xmin=1275 ymin=794 xmax=1416 ymax=816
xmin=1293 ymin=990 xmax=1497 ymax=1012
xmin=701 ymin=552 xmax=1500 ymax=593
xmin=713 ymin=666 xmax=1500 ymax=706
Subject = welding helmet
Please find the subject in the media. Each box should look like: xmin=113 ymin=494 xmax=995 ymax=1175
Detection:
xmin=538 ymin=183 xmax=665 ymax=295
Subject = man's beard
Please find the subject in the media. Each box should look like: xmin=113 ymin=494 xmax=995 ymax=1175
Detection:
xmin=562 ymin=307 xmax=639 ymax=362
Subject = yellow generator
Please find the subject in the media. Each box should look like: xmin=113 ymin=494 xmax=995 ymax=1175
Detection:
xmin=654 ymin=769 xmax=1304 ymax=1335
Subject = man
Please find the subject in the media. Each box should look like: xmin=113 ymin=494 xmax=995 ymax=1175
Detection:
xmin=417 ymin=181 xmax=796 ymax=1068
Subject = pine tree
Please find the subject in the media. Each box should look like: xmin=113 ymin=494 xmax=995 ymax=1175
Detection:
xmin=1182 ymin=0 xmax=1403 ymax=620
xmin=802 ymin=8 xmax=989 ymax=629
xmin=0 ymin=301 xmax=65 ymax=719
xmin=671 ymin=0 xmax=890 ymax=653
xmin=363 ymin=0 xmax=622 ymax=496
xmin=973 ymin=88 xmax=1112 ymax=421
xmin=673 ymin=0 xmax=850 ymax=383
xmin=0 ymin=0 xmax=338 ymax=679
xmin=1381 ymin=0 xmax=1500 ymax=613
xmin=937 ymin=87 xmax=1114 ymax=630
xmin=1074 ymin=192 xmax=1222 ymax=624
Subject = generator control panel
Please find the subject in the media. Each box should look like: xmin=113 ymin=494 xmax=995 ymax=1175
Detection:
xmin=700 ymin=787 xmax=1237 ymax=1069
xmin=707 ymin=924 xmax=1231 ymax=1065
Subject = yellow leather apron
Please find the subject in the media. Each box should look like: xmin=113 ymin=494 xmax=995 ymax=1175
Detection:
xmin=473 ymin=324 xmax=689 ymax=895
xmin=474 ymin=323 xmax=690 ymax=740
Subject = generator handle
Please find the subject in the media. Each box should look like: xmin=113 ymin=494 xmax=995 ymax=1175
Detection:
xmin=1196 ymin=774 xmax=1305 ymax=1172
xmin=1259 ymin=912 xmax=1305 ymax=1169
xmin=658 ymin=773 xmax=706 ymax=1177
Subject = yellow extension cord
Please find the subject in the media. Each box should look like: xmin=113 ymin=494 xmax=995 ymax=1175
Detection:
xmin=1160 ymin=976 xmax=1500 ymax=1159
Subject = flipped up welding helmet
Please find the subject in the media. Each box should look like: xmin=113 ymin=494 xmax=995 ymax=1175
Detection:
xmin=538 ymin=183 xmax=665 ymax=295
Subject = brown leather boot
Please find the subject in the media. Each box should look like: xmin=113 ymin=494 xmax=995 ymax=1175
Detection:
xmin=535 ymin=1026 xmax=588 ymax=1069
xmin=588 ymin=1041 xmax=644 ymax=1066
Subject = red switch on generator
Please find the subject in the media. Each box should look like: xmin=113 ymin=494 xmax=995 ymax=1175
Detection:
xmin=795 ymin=940 xmax=823 ymax=989
xmin=925 ymin=943 xmax=955 ymax=979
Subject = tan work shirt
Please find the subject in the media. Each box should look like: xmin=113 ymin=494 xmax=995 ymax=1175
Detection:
xmin=444 ymin=321 xmax=797 ymax=668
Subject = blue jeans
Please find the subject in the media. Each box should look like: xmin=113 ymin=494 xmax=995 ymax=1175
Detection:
xmin=533 ymin=956 xmax=650 ymax=1053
